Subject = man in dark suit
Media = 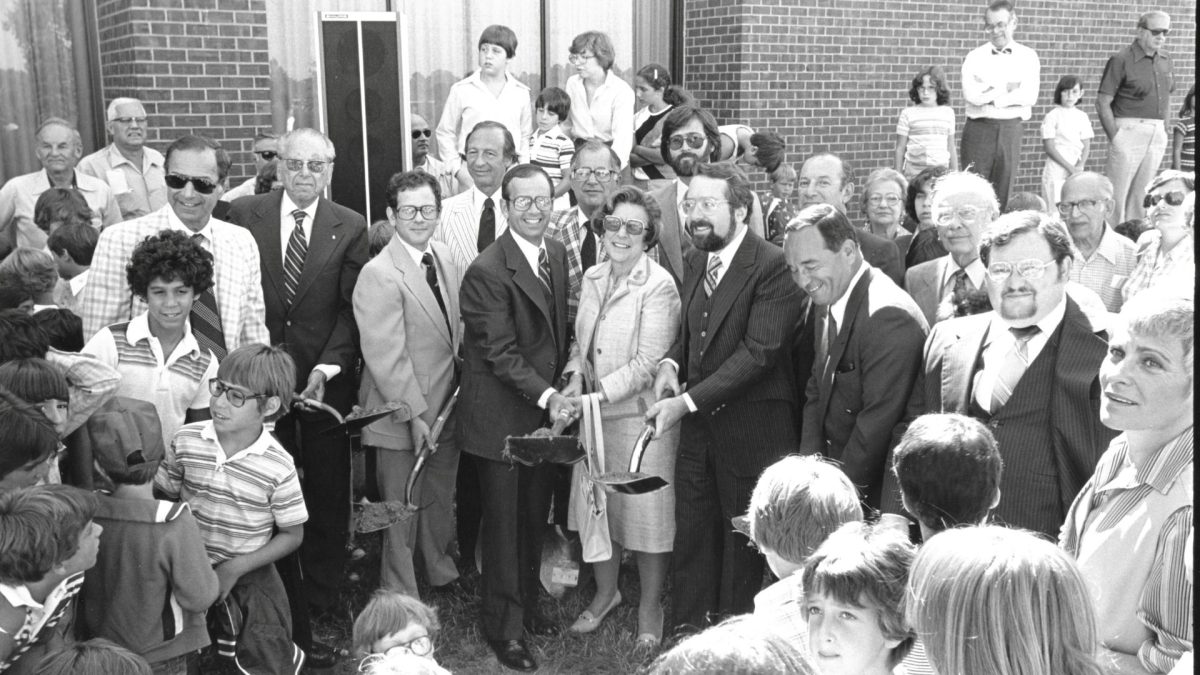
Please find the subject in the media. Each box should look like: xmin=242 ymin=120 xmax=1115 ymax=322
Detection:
xmin=225 ymin=128 xmax=368 ymax=667
xmin=457 ymin=164 xmax=573 ymax=672
xmin=788 ymin=204 xmax=929 ymax=510
xmin=646 ymin=162 xmax=802 ymax=634
xmin=886 ymin=211 xmax=1116 ymax=538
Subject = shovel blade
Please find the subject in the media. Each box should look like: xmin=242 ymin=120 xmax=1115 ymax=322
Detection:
xmin=353 ymin=499 xmax=418 ymax=533
xmin=597 ymin=473 xmax=669 ymax=495
xmin=502 ymin=435 xmax=585 ymax=465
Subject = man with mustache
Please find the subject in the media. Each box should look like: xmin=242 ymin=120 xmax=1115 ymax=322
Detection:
xmin=646 ymin=105 xmax=720 ymax=283
xmin=886 ymin=211 xmax=1115 ymax=538
xmin=411 ymin=112 xmax=459 ymax=199
xmin=646 ymin=161 xmax=802 ymax=635
xmin=78 ymin=97 xmax=167 ymax=220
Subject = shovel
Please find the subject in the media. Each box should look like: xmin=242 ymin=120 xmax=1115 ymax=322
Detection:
xmin=594 ymin=424 xmax=668 ymax=495
xmin=502 ymin=413 xmax=586 ymax=466
xmin=293 ymin=398 xmax=408 ymax=435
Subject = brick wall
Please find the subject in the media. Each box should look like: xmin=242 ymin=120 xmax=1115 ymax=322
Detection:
xmin=94 ymin=0 xmax=271 ymax=188
xmin=682 ymin=0 xmax=1196 ymax=201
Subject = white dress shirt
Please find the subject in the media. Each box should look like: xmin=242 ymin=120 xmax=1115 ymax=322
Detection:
xmin=565 ymin=70 xmax=636 ymax=167
xmin=435 ymin=70 xmax=532 ymax=174
xmin=961 ymin=40 xmax=1041 ymax=121
xmin=974 ymin=296 xmax=1067 ymax=411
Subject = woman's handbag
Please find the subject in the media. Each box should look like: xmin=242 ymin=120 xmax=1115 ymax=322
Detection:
xmin=573 ymin=393 xmax=612 ymax=562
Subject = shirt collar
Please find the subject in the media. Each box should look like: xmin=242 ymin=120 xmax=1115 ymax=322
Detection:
xmin=510 ymin=231 xmax=545 ymax=275
xmin=829 ymin=260 xmax=869 ymax=327
xmin=940 ymin=256 xmax=987 ymax=290
xmin=674 ymin=179 xmax=689 ymax=207
xmin=199 ymin=421 xmax=284 ymax=463
xmin=69 ymin=269 xmax=89 ymax=296
xmin=993 ymin=294 xmax=1068 ymax=340
xmin=1104 ymin=428 xmax=1194 ymax=495
xmin=280 ymin=191 xmax=317 ymax=224
xmin=708 ymin=224 xmax=749 ymax=277
xmin=1131 ymin=40 xmax=1161 ymax=61
xmin=1089 ymin=226 xmax=1124 ymax=265
xmin=126 ymin=312 xmax=201 ymax=357
xmin=0 ymin=581 xmax=39 ymax=610
xmin=397 ymin=236 xmax=430 ymax=266
xmin=471 ymin=185 xmax=502 ymax=209
xmin=165 ymin=206 xmax=214 ymax=241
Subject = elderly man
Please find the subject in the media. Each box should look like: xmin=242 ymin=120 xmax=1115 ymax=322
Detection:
xmin=1059 ymin=172 xmax=1139 ymax=313
xmin=220 ymin=131 xmax=280 ymax=203
xmin=788 ymin=204 xmax=928 ymax=510
xmin=959 ymin=0 xmax=1041 ymax=209
xmin=77 ymin=98 xmax=166 ymax=220
xmin=890 ymin=211 xmax=1117 ymax=538
xmin=412 ymin=112 xmax=459 ymax=199
xmin=79 ymin=135 xmax=269 ymax=353
xmin=0 ymin=118 xmax=120 ymax=249
xmin=1099 ymin=10 xmax=1176 ymax=224
xmin=433 ymin=121 xmax=515 ymax=273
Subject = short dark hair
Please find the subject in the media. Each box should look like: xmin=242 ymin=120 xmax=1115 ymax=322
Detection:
xmin=0 ymin=283 xmax=32 ymax=312
xmin=0 ymin=358 xmax=69 ymax=404
xmin=749 ymin=131 xmax=786 ymax=173
xmin=478 ymin=24 xmax=518 ymax=59
xmin=909 ymin=65 xmax=952 ymax=106
xmin=1053 ymin=75 xmax=1084 ymax=105
xmin=659 ymin=105 xmax=722 ymax=166
xmin=385 ymin=170 xmax=442 ymax=211
xmin=31 ymin=309 xmax=83 ymax=353
xmin=593 ymin=185 xmax=662 ymax=248
xmin=571 ymin=140 xmax=621 ymax=172
xmin=164 ymin=134 xmax=232 ymax=183
xmin=47 ymin=223 xmax=99 ymax=266
xmin=0 ymin=309 xmax=49 ymax=359
xmin=978 ymin=210 xmax=1077 ymax=266
xmin=637 ymin=63 xmax=672 ymax=90
xmin=893 ymin=413 xmax=1002 ymax=532
xmin=569 ymin=31 xmax=616 ymax=71
xmin=535 ymin=87 xmax=571 ymax=122
xmin=465 ymin=121 xmax=517 ymax=163
xmin=367 ymin=220 xmax=394 ymax=258
xmin=501 ymin=163 xmax=553 ymax=202
xmin=905 ymin=165 xmax=950 ymax=223
xmin=696 ymin=162 xmax=755 ymax=216
xmin=32 ymin=188 xmax=92 ymax=234
xmin=788 ymin=203 xmax=860 ymax=252
xmin=0 ymin=484 xmax=98 ymax=584
xmin=0 ymin=385 xmax=58 ymax=482
xmin=125 ymin=230 xmax=215 ymax=300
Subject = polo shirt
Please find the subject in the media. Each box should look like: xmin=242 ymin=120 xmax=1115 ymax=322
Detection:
xmin=1099 ymin=41 xmax=1175 ymax=120
xmin=0 ymin=573 xmax=86 ymax=672
xmin=77 ymin=143 xmax=167 ymax=219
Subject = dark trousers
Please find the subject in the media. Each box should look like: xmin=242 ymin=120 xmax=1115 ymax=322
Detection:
xmin=961 ymin=117 xmax=1024 ymax=210
xmin=475 ymin=455 xmax=556 ymax=640
xmin=455 ymin=452 xmax=482 ymax=569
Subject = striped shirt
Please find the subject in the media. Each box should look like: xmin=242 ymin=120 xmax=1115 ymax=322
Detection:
xmin=82 ymin=313 xmax=218 ymax=448
xmin=1068 ymin=225 xmax=1138 ymax=313
xmin=155 ymin=422 xmax=308 ymax=565
xmin=1061 ymin=429 xmax=1193 ymax=672
xmin=0 ymin=572 xmax=86 ymax=672
xmin=897 ymin=105 xmax=956 ymax=176
xmin=529 ymin=125 xmax=574 ymax=185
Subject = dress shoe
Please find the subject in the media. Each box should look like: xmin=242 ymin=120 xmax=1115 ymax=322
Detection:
xmin=568 ymin=590 xmax=622 ymax=633
xmin=523 ymin=612 xmax=561 ymax=637
xmin=304 ymin=641 xmax=340 ymax=669
xmin=487 ymin=638 xmax=537 ymax=672
xmin=634 ymin=602 xmax=664 ymax=648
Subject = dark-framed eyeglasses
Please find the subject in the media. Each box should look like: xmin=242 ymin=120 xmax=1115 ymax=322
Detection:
xmin=567 ymin=52 xmax=596 ymax=65
xmin=573 ymin=167 xmax=615 ymax=183
xmin=1056 ymin=198 xmax=1103 ymax=215
xmin=282 ymin=158 xmax=331 ymax=174
xmin=112 ymin=116 xmax=147 ymax=125
xmin=668 ymin=134 xmax=706 ymax=151
xmin=411 ymin=129 xmax=432 ymax=139
xmin=254 ymin=150 xmax=279 ymax=161
xmin=508 ymin=196 xmax=553 ymax=212
xmin=165 ymin=173 xmax=219 ymax=195
xmin=383 ymin=635 xmax=433 ymax=658
xmin=394 ymin=205 xmax=439 ymax=220
xmin=1143 ymin=191 xmax=1186 ymax=209
xmin=208 ymin=379 xmax=269 ymax=408
xmin=601 ymin=216 xmax=647 ymax=236
xmin=985 ymin=259 xmax=1057 ymax=283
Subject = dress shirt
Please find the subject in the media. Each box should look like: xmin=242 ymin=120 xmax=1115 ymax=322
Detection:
xmin=565 ymin=70 xmax=636 ymax=167
xmin=277 ymin=192 xmax=339 ymax=382
xmin=415 ymin=154 xmax=459 ymax=199
xmin=510 ymin=233 xmax=558 ymax=410
xmin=1099 ymin=41 xmax=1175 ymax=120
xmin=961 ymin=40 xmax=1040 ymax=120
xmin=973 ymin=296 xmax=1067 ymax=411
xmin=77 ymin=143 xmax=167 ymax=219
xmin=1069 ymin=226 xmax=1139 ymax=313
xmin=435 ymin=70 xmax=532 ymax=174
xmin=673 ymin=178 xmax=690 ymax=226
xmin=680 ymin=224 xmax=749 ymax=413
xmin=937 ymin=256 xmax=987 ymax=295
xmin=0 ymin=169 xmax=120 ymax=249
xmin=220 ymin=177 xmax=256 ymax=202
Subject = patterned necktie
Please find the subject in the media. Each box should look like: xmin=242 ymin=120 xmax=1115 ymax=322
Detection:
xmin=477 ymin=197 xmax=496 ymax=253
xmin=189 ymin=233 xmax=227 ymax=360
xmin=283 ymin=209 xmax=307 ymax=307
xmin=421 ymin=252 xmax=451 ymax=334
xmin=704 ymin=255 xmax=722 ymax=297
xmin=936 ymin=268 xmax=969 ymax=322
xmin=990 ymin=325 xmax=1042 ymax=412
xmin=537 ymin=247 xmax=553 ymax=292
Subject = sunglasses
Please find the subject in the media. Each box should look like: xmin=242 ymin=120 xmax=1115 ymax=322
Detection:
xmin=255 ymin=150 xmax=278 ymax=160
xmin=601 ymin=216 xmax=647 ymax=236
xmin=1143 ymin=191 xmax=1187 ymax=209
xmin=411 ymin=129 xmax=432 ymax=139
xmin=282 ymin=159 xmax=331 ymax=174
xmin=668 ymin=134 xmax=706 ymax=151
xmin=165 ymin=173 xmax=219 ymax=194
xmin=1144 ymin=28 xmax=1170 ymax=36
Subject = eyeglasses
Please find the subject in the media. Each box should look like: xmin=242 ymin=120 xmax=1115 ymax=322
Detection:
xmin=985 ymin=258 xmax=1057 ymax=283
xmin=668 ymin=134 xmax=706 ymax=151
xmin=208 ymin=379 xmax=269 ymax=408
xmin=867 ymin=194 xmax=902 ymax=207
xmin=1057 ymin=198 xmax=1103 ymax=215
xmin=984 ymin=21 xmax=1010 ymax=32
xmin=573 ymin=167 xmax=615 ymax=183
xmin=384 ymin=635 xmax=434 ymax=658
xmin=680 ymin=197 xmax=730 ymax=213
xmin=165 ymin=173 xmax=219 ymax=195
xmin=1143 ymin=27 xmax=1170 ymax=36
xmin=112 ymin=116 xmax=147 ymax=125
xmin=1143 ymin=191 xmax=1187 ymax=209
xmin=602 ymin=216 xmax=648 ymax=236
xmin=282 ymin=158 xmax=331 ymax=174
xmin=394 ymin=205 xmax=439 ymax=220
xmin=411 ymin=129 xmax=432 ymax=139
xmin=508 ymin=196 xmax=553 ymax=211
xmin=568 ymin=52 xmax=596 ymax=65
xmin=254 ymin=150 xmax=278 ymax=161
xmin=935 ymin=205 xmax=988 ymax=227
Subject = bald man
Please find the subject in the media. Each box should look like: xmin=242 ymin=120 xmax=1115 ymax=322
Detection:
xmin=412 ymin=112 xmax=460 ymax=198
xmin=78 ymin=97 xmax=167 ymax=220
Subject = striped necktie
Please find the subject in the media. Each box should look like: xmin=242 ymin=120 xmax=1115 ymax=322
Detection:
xmin=189 ymin=233 xmax=227 ymax=360
xmin=538 ymin=247 xmax=553 ymax=292
xmin=283 ymin=209 xmax=307 ymax=307
xmin=704 ymin=255 xmax=722 ymax=297
xmin=990 ymin=325 xmax=1042 ymax=412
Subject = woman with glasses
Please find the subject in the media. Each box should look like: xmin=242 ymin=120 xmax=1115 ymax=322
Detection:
xmin=1123 ymin=169 xmax=1194 ymax=303
xmin=860 ymin=168 xmax=911 ymax=251
xmin=561 ymin=186 xmax=680 ymax=648
xmin=564 ymin=31 xmax=635 ymax=170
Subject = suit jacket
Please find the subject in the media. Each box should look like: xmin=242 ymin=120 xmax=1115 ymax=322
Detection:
xmin=433 ymin=188 xmax=508 ymax=275
xmin=905 ymin=255 xmax=951 ymax=327
xmin=354 ymin=237 xmax=461 ymax=450
xmin=884 ymin=297 xmax=1115 ymax=519
xmin=667 ymin=229 xmax=803 ymax=475
xmin=856 ymin=228 xmax=904 ymax=286
xmin=799 ymin=265 xmax=929 ymax=509
xmin=647 ymin=181 xmax=690 ymax=283
xmin=457 ymin=230 xmax=570 ymax=460
xmin=226 ymin=191 xmax=368 ymax=403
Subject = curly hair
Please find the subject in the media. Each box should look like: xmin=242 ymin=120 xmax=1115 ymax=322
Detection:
xmin=125 ymin=230 xmax=215 ymax=300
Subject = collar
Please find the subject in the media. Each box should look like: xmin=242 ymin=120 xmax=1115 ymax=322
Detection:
xmin=829 ymin=260 xmax=869 ymax=327
xmin=511 ymin=230 xmax=545 ymax=275
xmin=0 ymin=581 xmax=39 ymax=611
xmin=674 ymin=179 xmax=689 ymax=207
xmin=397 ymin=236 xmax=431 ymax=267
xmin=1131 ymin=40 xmax=1162 ymax=61
xmin=991 ymin=46 xmax=1013 ymax=55
xmin=467 ymin=69 xmax=528 ymax=92
xmin=1087 ymin=226 xmax=1124 ymax=265
xmin=199 ymin=421 xmax=283 ymax=465
xmin=992 ymin=294 xmax=1068 ymax=341
xmin=585 ymin=251 xmax=652 ymax=284
xmin=104 ymin=143 xmax=159 ymax=171
xmin=940 ymin=256 xmax=987 ymax=290
xmin=42 ymin=169 xmax=77 ymax=190
xmin=471 ymin=185 xmax=502 ymax=209
xmin=165 ymin=206 xmax=214 ymax=241
xmin=280 ymin=191 xmax=317 ymax=224
xmin=1102 ymin=428 xmax=1194 ymax=495
xmin=126 ymin=312 xmax=202 ymax=357
xmin=69 ymin=269 xmax=89 ymax=296
xmin=708 ymin=223 xmax=749 ymax=275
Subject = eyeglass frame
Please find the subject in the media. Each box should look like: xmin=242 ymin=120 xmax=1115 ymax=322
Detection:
xmin=1056 ymin=198 xmax=1104 ymax=215
xmin=208 ymin=379 xmax=270 ymax=408
xmin=1143 ymin=190 xmax=1187 ymax=209
xmin=411 ymin=129 xmax=432 ymax=139
xmin=165 ymin=173 xmax=220 ymax=195
xmin=985 ymin=258 xmax=1058 ymax=283
xmin=393 ymin=205 xmax=440 ymax=220
xmin=934 ymin=205 xmax=990 ymax=228
xmin=254 ymin=150 xmax=279 ymax=161
xmin=667 ymin=134 xmax=707 ymax=151
xmin=282 ymin=158 xmax=332 ymax=174
xmin=572 ymin=167 xmax=616 ymax=183
xmin=866 ymin=194 xmax=903 ymax=207
xmin=680 ymin=197 xmax=731 ymax=214
xmin=601 ymin=216 xmax=648 ymax=236
xmin=111 ymin=116 xmax=148 ymax=125
xmin=567 ymin=52 xmax=596 ymax=65
xmin=506 ymin=196 xmax=553 ymax=212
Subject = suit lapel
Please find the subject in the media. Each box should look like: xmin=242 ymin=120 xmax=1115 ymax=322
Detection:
xmin=502 ymin=232 xmax=553 ymax=327
xmin=431 ymin=240 xmax=461 ymax=352
xmin=548 ymin=241 xmax=568 ymax=345
xmin=256 ymin=193 xmax=287 ymax=304
xmin=657 ymin=183 xmax=685 ymax=280
xmin=704 ymin=231 xmax=756 ymax=344
xmin=943 ymin=317 xmax=990 ymax=412
xmin=389 ymin=238 xmax=452 ymax=348
xmin=292 ymin=198 xmax=339 ymax=305
xmin=821 ymin=268 xmax=871 ymax=392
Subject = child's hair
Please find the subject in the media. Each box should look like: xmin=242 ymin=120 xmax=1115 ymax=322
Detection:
xmin=0 ymin=283 xmax=33 ymax=313
xmin=1053 ymin=75 xmax=1084 ymax=105
xmin=368 ymin=219 xmax=395 ymax=258
xmin=747 ymin=455 xmax=863 ymax=564
xmin=0 ymin=484 xmax=98 ymax=583
xmin=31 ymin=309 xmax=83 ymax=353
xmin=768 ymin=163 xmax=797 ymax=185
xmin=535 ymin=86 xmax=571 ymax=123
xmin=216 ymin=343 xmax=297 ymax=421
xmin=32 ymin=188 xmax=92 ymax=234
xmin=478 ymin=24 xmax=517 ymax=59
xmin=892 ymin=413 xmax=1002 ymax=533
xmin=905 ymin=165 xmax=951 ymax=223
xmin=33 ymin=638 xmax=153 ymax=675
xmin=0 ymin=358 xmax=69 ymax=405
xmin=908 ymin=65 xmax=951 ymax=106
xmin=352 ymin=589 xmax=440 ymax=657
xmin=0 ymin=384 xmax=58 ymax=484
xmin=906 ymin=525 xmax=1103 ymax=675
xmin=0 ymin=309 xmax=49 ymax=360
xmin=1004 ymin=191 xmax=1047 ymax=213
xmin=125 ymin=229 xmax=215 ymax=301
xmin=648 ymin=615 xmax=817 ymax=675
xmin=801 ymin=521 xmax=917 ymax=667
xmin=0 ymin=248 xmax=60 ymax=298
xmin=1180 ymin=83 xmax=1195 ymax=118
xmin=749 ymin=131 xmax=786 ymax=173
xmin=47 ymin=223 xmax=99 ymax=267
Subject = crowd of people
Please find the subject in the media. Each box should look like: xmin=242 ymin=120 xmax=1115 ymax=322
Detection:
xmin=0 ymin=1 xmax=1192 ymax=673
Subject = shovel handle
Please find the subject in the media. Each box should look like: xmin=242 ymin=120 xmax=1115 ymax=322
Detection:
xmin=628 ymin=424 xmax=655 ymax=473
xmin=548 ymin=414 xmax=571 ymax=436
xmin=404 ymin=452 xmax=429 ymax=506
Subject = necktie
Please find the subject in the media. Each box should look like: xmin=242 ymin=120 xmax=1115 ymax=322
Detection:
xmin=477 ymin=197 xmax=496 ymax=253
xmin=189 ymin=234 xmax=227 ymax=360
xmin=580 ymin=224 xmax=597 ymax=272
xmin=936 ymin=268 xmax=969 ymax=322
xmin=537 ymin=247 xmax=553 ymax=293
xmin=704 ymin=255 xmax=722 ymax=297
xmin=813 ymin=306 xmax=830 ymax=372
xmin=283 ymin=210 xmax=307 ymax=307
xmin=822 ymin=311 xmax=839 ymax=375
xmin=990 ymin=325 xmax=1042 ymax=412
xmin=421 ymin=252 xmax=451 ymax=334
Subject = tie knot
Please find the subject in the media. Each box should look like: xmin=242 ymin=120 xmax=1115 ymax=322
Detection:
xmin=292 ymin=209 xmax=306 ymax=226
xmin=1010 ymin=325 xmax=1041 ymax=341
xmin=538 ymin=247 xmax=548 ymax=263
xmin=421 ymin=252 xmax=434 ymax=267
xmin=190 ymin=233 xmax=205 ymax=244
xmin=483 ymin=197 xmax=494 ymax=209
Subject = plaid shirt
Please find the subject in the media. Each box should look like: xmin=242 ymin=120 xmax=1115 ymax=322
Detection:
xmin=1123 ymin=230 xmax=1194 ymax=305
xmin=1069 ymin=226 xmax=1138 ymax=313
xmin=79 ymin=206 xmax=269 ymax=350
xmin=45 ymin=347 xmax=120 ymax=437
